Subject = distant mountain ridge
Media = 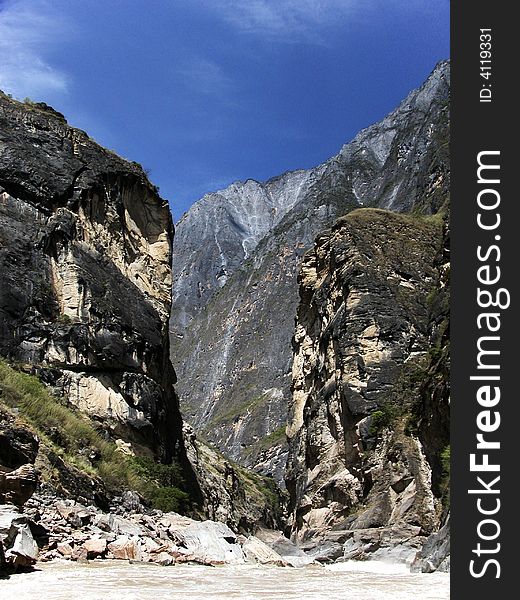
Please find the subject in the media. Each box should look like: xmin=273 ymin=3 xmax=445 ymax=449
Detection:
xmin=169 ymin=61 xmax=450 ymax=484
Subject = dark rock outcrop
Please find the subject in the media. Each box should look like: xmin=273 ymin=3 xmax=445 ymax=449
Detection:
xmin=285 ymin=208 xmax=450 ymax=566
xmin=0 ymin=404 xmax=40 ymax=570
xmin=0 ymin=92 xmax=198 ymax=497
xmin=170 ymin=62 xmax=450 ymax=483
xmin=0 ymin=464 xmax=38 ymax=507
xmin=0 ymin=406 xmax=39 ymax=469
xmin=183 ymin=424 xmax=284 ymax=532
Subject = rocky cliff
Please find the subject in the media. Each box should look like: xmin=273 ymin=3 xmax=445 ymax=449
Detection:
xmin=285 ymin=208 xmax=450 ymax=565
xmin=0 ymin=92 xmax=199 ymax=494
xmin=0 ymin=92 xmax=285 ymax=532
xmin=170 ymin=61 xmax=450 ymax=483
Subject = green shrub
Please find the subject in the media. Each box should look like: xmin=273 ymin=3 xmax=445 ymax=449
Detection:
xmin=149 ymin=487 xmax=190 ymax=513
xmin=369 ymin=404 xmax=398 ymax=436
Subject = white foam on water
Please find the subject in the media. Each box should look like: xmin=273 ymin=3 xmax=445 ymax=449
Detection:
xmin=1 ymin=560 xmax=450 ymax=600
xmin=326 ymin=559 xmax=412 ymax=575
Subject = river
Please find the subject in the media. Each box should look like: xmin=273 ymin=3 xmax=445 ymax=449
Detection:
xmin=0 ymin=560 xmax=449 ymax=599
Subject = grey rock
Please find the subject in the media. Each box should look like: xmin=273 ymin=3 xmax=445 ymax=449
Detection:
xmin=339 ymin=525 xmax=426 ymax=565
xmin=241 ymin=535 xmax=289 ymax=566
xmin=255 ymin=528 xmax=315 ymax=567
xmin=301 ymin=539 xmax=344 ymax=563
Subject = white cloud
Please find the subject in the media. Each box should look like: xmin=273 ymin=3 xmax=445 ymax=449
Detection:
xmin=199 ymin=0 xmax=360 ymax=42
xmin=197 ymin=0 xmax=433 ymax=44
xmin=176 ymin=57 xmax=233 ymax=97
xmin=0 ymin=0 xmax=70 ymax=100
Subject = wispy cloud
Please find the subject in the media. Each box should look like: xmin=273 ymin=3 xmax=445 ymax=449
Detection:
xmin=198 ymin=0 xmax=432 ymax=44
xmin=175 ymin=56 xmax=233 ymax=98
xmin=199 ymin=0 xmax=360 ymax=43
xmin=0 ymin=0 xmax=71 ymax=100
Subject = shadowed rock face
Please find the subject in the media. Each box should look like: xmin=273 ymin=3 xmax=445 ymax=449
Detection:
xmin=0 ymin=93 xmax=193 ymax=480
xmin=169 ymin=61 xmax=450 ymax=483
xmin=285 ymin=208 xmax=450 ymax=564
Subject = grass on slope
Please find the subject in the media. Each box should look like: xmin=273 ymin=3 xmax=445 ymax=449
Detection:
xmin=0 ymin=359 xmax=189 ymax=512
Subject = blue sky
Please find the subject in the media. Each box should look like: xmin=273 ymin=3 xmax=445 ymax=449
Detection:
xmin=0 ymin=0 xmax=449 ymax=220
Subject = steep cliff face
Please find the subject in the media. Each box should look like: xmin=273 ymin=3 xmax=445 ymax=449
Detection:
xmin=0 ymin=93 xmax=190 ymax=474
xmin=285 ymin=208 xmax=450 ymax=564
xmin=170 ymin=62 xmax=450 ymax=482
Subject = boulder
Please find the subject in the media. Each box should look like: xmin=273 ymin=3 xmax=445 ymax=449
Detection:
xmin=93 ymin=513 xmax=144 ymax=537
xmin=179 ymin=520 xmax=245 ymax=564
xmin=82 ymin=537 xmax=107 ymax=558
xmin=339 ymin=524 xmax=426 ymax=565
xmin=56 ymin=503 xmax=94 ymax=528
xmin=241 ymin=535 xmax=289 ymax=566
xmin=0 ymin=506 xmax=38 ymax=569
xmin=255 ymin=528 xmax=315 ymax=567
xmin=151 ymin=551 xmax=174 ymax=566
xmin=300 ymin=539 xmax=344 ymax=563
xmin=56 ymin=541 xmax=74 ymax=557
xmin=107 ymin=535 xmax=139 ymax=560
xmin=4 ymin=523 xmax=38 ymax=567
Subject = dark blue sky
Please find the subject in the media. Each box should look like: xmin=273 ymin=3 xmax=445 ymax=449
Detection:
xmin=0 ymin=0 xmax=449 ymax=220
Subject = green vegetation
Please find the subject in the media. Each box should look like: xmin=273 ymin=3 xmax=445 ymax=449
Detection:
xmin=369 ymin=405 xmax=398 ymax=436
xmin=368 ymin=355 xmax=431 ymax=437
xmin=257 ymin=425 xmax=286 ymax=449
xmin=235 ymin=462 xmax=280 ymax=509
xmin=440 ymin=445 xmax=450 ymax=477
xmin=0 ymin=359 xmax=189 ymax=512
xmin=56 ymin=313 xmax=73 ymax=325
xmin=206 ymin=391 xmax=271 ymax=428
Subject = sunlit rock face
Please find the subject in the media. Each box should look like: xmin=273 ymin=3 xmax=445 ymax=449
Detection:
xmin=169 ymin=61 xmax=450 ymax=483
xmin=285 ymin=208 xmax=450 ymax=565
xmin=0 ymin=92 xmax=187 ymax=466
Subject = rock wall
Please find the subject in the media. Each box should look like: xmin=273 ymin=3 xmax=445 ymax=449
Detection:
xmin=285 ymin=208 xmax=450 ymax=565
xmin=170 ymin=62 xmax=450 ymax=483
xmin=0 ymin=93 xmax=195 ymax=486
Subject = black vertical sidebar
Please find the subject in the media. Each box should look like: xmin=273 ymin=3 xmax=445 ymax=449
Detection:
xmin=451 ymin=2 xmax=516 ymax=597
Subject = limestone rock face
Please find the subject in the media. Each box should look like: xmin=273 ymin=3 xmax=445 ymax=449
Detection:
xmin=170 ymin=62 xmax=450 ymax=482
xmin=285 ymin=208 xmax=450 ymax=566
xmin=0 ymin=92 xmax=188 ymax=467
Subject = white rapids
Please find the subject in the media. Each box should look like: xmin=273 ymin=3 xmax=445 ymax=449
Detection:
xmin=1 ymin=560 xmax=450 ymax=600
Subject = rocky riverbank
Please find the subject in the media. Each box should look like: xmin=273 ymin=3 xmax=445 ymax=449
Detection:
xmin=1 ymin=487 xmax=447 ymax=573
xmin=1 ymin=490 xmax=311 ymax=571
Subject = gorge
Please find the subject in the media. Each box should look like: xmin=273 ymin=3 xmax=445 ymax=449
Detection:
xmin=0 ymin=61 xmax=450 ymax=581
